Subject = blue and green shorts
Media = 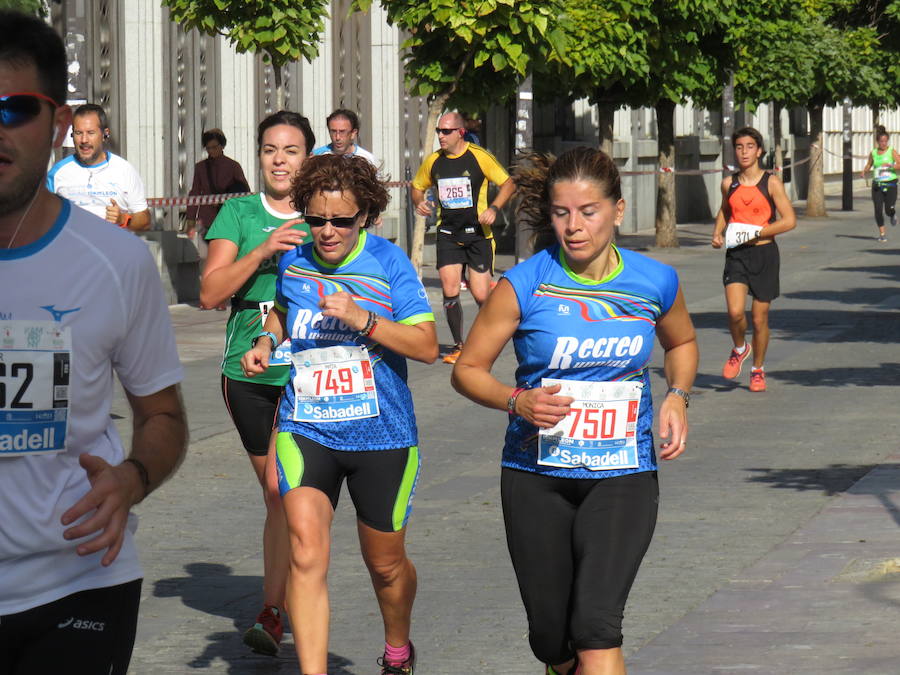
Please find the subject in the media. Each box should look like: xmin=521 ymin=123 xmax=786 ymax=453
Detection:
xmin=275 ymin=432 xmax=420 ymax=532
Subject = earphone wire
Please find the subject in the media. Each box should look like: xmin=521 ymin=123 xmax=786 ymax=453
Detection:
xmin=5 ymin=188 xmax=40 ymax=249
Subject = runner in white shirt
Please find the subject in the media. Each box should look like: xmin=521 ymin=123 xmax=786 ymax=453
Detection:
xmin=46 ymin=103 xmax=152 ymax=231
xmin=0 ymin=12 xmax=187 ymax=674
xmin=312 ymin=108 xmax=380 ymax=167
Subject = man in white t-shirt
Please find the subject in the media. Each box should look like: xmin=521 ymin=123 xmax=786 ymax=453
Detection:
xmin=312 ymin=108 xmax=379 ymax=166
xmin=46 ymin=103 xmax=152 ymax=231
xmin=0 ymin=11 xmax=187 ymax=674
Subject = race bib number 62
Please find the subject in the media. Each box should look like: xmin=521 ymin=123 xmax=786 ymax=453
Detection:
xmin=1 ymin=321 xmax=70 ymax=457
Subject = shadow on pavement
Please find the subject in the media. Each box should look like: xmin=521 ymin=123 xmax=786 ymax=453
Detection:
xmin=154 ymin=562 xmax=357 ymax=674
xmin=784 ymin=286 xmax=900 ymax=307
xmin=827 ymin=264 xmax=900 ymax=283
xmin=771 ymin=363 xmax=900 ymax=387
xmin=689 ymin=309 xmax=900 ymax=344
xmin=744 ymin=464 xmax=877 ymax=497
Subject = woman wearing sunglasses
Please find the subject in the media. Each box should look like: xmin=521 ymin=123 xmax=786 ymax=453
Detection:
xmin=241 ymin=153 xmax=437 ymax=675
xmin=200 ymin=110 xmax=314 ymax=656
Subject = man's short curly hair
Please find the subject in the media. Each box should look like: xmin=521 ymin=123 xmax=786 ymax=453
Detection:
xmin=290 ymin=154 xmax=390 ymax=228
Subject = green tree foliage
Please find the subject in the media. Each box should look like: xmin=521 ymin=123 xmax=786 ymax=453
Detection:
xmin=162 ymin=0 xmax=328 ymax=109
xmin=730 ymin=1 xmax=885 ymax=216
xmin=354 ymin=0 xmax=569 ymax=269
xmin=557 ymin=0 xmax=733 ymax=246
xmin=0 ymin=0 xmax=47 ymax=16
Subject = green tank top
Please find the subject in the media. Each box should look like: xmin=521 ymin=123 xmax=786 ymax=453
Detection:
xmin=205 ymin=193 xmax=310 ymax=387
xmin=872 ymin=147 xmax=897 ymax=183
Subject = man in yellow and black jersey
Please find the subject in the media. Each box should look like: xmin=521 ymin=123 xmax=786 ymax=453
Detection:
xmin=412 ymin=111 xmax=516 ymax=364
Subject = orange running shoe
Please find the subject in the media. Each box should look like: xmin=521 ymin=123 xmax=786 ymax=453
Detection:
xmin=442 ymin=345 xmax=463 ymax=365
xmin=722 ymin=344 xmax=751 ymax=379
xmin=749 ymin=369 xmax=766 ymax=392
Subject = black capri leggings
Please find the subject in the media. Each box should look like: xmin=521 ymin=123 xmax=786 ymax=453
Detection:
xmin=872 ymin=181 xmax=897 ymax=227
xmin=501 ymin=468 xmax=659 ymax=665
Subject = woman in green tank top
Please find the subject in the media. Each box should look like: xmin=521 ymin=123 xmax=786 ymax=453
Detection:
xmin=861 ymin=129 xmax=900 ymax=242
xmin=200 ymin=111 xmax=314 ymax=656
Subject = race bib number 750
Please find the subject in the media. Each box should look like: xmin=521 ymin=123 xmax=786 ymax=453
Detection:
xmin=538 ymin=378 xmax=642 ymax=471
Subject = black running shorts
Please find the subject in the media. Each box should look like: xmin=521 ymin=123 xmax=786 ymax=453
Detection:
xmin=435 ymin=234 xmax=494 ymax=274
xmin=723 ymin=241 xmax=780 ymax=302
xmin=501 ymin=468 xmax=659 ymax=664
xmin=221 ymin=375 xmax=281 ymax=456
xmin=0 ymin=579 xmax=141 ymax=675
xmin=275 ymin=433 xmax=420 ymax=532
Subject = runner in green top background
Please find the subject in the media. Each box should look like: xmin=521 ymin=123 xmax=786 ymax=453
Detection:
xmin=860 ymin=127 xmax=900 ymax=243
xmin=200 ymin=110 xmax=314 ymax=657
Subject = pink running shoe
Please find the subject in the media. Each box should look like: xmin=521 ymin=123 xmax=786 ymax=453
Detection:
xmin=722 ymin=345 xmax=751 ymax=379
xmin=749 ymin=369 xmax=767 ymax=392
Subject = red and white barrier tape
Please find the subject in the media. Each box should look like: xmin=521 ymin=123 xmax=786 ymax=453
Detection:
xmin=147 ymin=182 xmax=412 ymax=208
xmin=147 ymin=156 xmax=824 ymax=208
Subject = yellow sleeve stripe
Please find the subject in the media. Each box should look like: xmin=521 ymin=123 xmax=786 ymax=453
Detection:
xmin=411 ymin=152 xmax=440 ymax=191
xmin=469 ymin=144 xmax=511 ymax=185
xmin=398 ymin=313 xmax=436 ymax=326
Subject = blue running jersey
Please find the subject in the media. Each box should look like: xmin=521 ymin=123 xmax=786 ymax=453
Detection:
xmin=275 ymin=231 xmax=434 ymax=450
xmin=502 ymin=244 xmax=679 ymax=478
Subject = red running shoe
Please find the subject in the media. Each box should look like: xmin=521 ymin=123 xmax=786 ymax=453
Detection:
xmin=749 ymin=369 xmax=767 ymax=392
xmin=722 ymin=344 xmax=751 ymax=379
xmin=242 ymin=605 xmax=283 ymax=656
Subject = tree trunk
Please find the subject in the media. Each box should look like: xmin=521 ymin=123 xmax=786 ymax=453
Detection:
xmin=773 ymin=102 xmax=783 ymax=174
xmin=409 ymin=94 xmax=449 ymax=274
xmin=806 ymin=102 xmax=826 ymax=218
xmin=273 ymin=65 xmax=285 ymax=112
xmin=597 ymin=99 xmax=614 ymax=156
xmin=655 ymin=99 xmax=678 ymax=247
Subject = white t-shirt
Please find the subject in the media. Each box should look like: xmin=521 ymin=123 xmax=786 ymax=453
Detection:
xmin=312 ymin=143 xmax=379 ymax=167
xmin=47 ymin=152 xmax=149 ymax=221
xmin=0 ymin=201 xmax=183 ymax=615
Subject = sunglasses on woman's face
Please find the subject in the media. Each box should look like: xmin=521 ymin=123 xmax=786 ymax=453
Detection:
xmin=0 ymin=92 xmax=58 ymax=128
xmin=304 ymin=211 xmax=361 ymax=229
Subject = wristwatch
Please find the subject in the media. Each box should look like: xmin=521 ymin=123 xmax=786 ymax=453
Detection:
xmin=251 ymin=331 xmax=278 ymax=352
xmin=666 ymin=387 xmax=690 ymax=408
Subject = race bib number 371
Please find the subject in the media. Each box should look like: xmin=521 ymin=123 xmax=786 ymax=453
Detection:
xmin=0 ymin=321 xmax=70 ymax=457
xmin=538 ymin=378 xmax=642 ymax=471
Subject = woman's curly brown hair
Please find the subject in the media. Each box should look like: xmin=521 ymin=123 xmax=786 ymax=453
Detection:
xmin=290 ymin=154 xmax=390 ymax=227
xmin=514 ymin=147 xmax=622 ymax=252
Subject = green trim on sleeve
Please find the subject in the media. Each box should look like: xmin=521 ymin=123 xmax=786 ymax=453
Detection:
xmin=398 ymin=313 xmax=435 ymax=326
xmin=273 ymin=301 xmax=287 ymax=313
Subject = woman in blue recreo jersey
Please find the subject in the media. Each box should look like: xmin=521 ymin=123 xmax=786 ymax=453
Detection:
xmin=241 ymin=154 xmax=437 ymax=675
xmin=452 ymin=147 xmax=698 ymax=675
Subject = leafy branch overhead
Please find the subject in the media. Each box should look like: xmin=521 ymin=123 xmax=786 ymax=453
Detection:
xmin=162 ymin=0 xmax=329 ymax=69
xmin=354 ymin=0 xmax=570 ymax=110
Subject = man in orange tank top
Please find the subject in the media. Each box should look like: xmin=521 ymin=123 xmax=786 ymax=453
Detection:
xmin=712 ymin=127 xmax=796 ymax=392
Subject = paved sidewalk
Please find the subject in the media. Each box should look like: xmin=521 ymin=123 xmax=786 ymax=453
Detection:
xmin=127 ymin=192 xmax=900 ymax=674
xmin=630 ymin=456 xmax=900 ymax=674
